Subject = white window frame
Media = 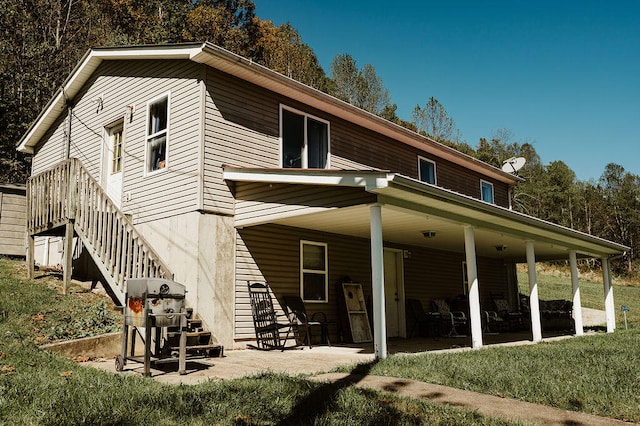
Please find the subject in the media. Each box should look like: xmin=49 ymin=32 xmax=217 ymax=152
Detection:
xmin=280 ymin=105 xmax=330 ymax=169
xmin=300 ymin=240 xmax=329 ymax=303
xmin=480 ymin=180 xmax=495 ymax=204
xmin=418 ymin=156 xmax=437 ymax=185
xmin=145 ymin=92 xmax=170 ymax=175
xmin=109 ymin=121 xmax=124 ymax=175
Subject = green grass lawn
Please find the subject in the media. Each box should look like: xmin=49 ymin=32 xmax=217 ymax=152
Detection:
xmin=0 ymin=257 xmax=522 ymax=425
xmin=2 ymin=257 xmax=638 ymax=424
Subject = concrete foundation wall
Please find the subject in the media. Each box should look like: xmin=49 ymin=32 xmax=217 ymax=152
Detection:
xmin=135 ymin=211 xmax=236 ymax=348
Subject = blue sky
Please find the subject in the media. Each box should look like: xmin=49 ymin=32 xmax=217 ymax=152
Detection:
xmin=254 ymin=1 xmax=640 ymax=181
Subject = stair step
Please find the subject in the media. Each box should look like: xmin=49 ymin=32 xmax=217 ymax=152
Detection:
xmin=167 ymin=331 xmax=211 ymax=338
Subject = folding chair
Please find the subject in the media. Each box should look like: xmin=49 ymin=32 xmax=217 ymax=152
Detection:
xmin=282 ymin=295 xmax=330 ymax=348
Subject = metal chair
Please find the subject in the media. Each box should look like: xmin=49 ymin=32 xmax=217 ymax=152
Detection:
xmin=247 ymin=281 xmax=295 ymax=350
xmin=282 ymin=295 xmax=330 ymax=348
xmin=432 ymin=298 xmax=468 ymax=337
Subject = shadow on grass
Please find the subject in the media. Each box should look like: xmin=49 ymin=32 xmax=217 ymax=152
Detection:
xmin=274 ymin=360 xmax=419 ymax=425
xmin=275 ymin=360 xmax=377 ymax=425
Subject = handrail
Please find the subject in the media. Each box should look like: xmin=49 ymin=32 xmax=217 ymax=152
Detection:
xmin=26 ymin=158 xmax=173 ymax=292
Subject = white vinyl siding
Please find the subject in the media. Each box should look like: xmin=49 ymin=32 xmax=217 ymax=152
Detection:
xmin=31 ymin=59 xmax=202 ymax=224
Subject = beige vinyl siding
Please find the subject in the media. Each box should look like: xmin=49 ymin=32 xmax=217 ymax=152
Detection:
xmin=233 ymin=182 xmax=376 ymax=227
xmin=32 ymin=117 xmax=71 ymax=174
xmin=203 ymin=68 xmax=280 ymax=215
xmin=201 ymin=68 xmax=511 ymax=211
xmin=32 ymin=59 xmax=203 ymax=224
xmin=234 ymin=224 xmax=511 ymax=342
xmin=0 ymin=186 xmax=26 ymax=256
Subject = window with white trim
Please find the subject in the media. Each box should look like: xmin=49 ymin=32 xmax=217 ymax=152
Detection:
xmin=146 ymin=94 xmax=169 ymax=173
xmin=281 ymin=107 xmax=329 ymax=168
xmin=481 ymin=180 xmax=494 ymax=203
xmin=300 ymin=240 xmax=328 ymax=302
xmin=418 ymin=156 xmax=437 ymax=184
xmin=109 ymin=122 xmax=123 ymax=174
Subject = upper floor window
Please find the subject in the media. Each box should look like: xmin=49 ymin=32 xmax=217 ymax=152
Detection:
xmin=300 ymin=240 xmax=328 ymax=303
xmin=281 ymin=106 xmax=329 ymax=168
xmin=481 ymin=180 xmax=494 ymax=203
xmin=418 ymin=157 xmax=437 ymax=184
xmin=146 ymin=93 xmax=169 ymax=173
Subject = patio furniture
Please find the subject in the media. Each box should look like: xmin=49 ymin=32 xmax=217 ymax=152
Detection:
xmin=282 ymin=295 xmax=330 ymax=348
xmin=492 ymin=293 xmax=525 ymax=331
xmin=483 ymin=310 xmax=507 ymax=333
xmin=406 ymin=298 xmax=442 ymax=337
xmin=432 ymin=299 xmax=468 ymax=337
xmin=247 ymin=281 xmax=295 ymax=350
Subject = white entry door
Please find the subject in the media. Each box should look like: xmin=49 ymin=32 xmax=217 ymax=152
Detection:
xmin=384 ymin=249 xmax=405 ymax=337
xmin=105 ymin=123 xmax=123 ymax=208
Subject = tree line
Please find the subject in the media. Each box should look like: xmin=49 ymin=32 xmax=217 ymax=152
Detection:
xmin=1 ymin=0 xmax=637 ymax=275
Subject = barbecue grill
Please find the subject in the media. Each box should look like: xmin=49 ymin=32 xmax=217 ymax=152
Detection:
xmin=115 ymin=278 xmax=188 ymax=376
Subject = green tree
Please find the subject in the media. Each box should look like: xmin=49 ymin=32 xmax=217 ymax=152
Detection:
xmin=411 ymin=97 xmax=459 ymax=143
xmin=329 ymin=54 xmax=391 ymax=115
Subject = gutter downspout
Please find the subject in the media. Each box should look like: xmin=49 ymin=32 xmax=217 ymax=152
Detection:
xmin=65 ymin=101 xmax=72 ymax=160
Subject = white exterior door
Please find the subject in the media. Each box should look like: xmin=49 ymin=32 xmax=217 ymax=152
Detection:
xmin=105 ymin=123 xmax=123 ymax=208
xmin=384 ymin=249 xmax=405 ymax=337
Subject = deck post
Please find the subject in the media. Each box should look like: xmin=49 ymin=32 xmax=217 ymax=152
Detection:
xmin=27 ymin=234 xmax=35 ymax=279
xmin=526 ymin=241 xmax=542 ymax=342
xmin=601 ymin=257 xmax=616 ymax=333
xmin=369 ymin=204 xmax=387 ymax=359
xmin=569 ymin=251 xmax=584 ymax=336
xmin=463 ymin=225 xmax=482 ymax=349
xmin=63 ymin=220 xmax=74 ymax=295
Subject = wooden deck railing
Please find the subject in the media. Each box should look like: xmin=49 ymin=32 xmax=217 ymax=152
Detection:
xmin=27 ymin=158 xmax=173 ymax=296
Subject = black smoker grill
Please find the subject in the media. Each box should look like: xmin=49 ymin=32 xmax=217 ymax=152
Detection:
xmin=115 ymin=278 xmax=189 ymax=376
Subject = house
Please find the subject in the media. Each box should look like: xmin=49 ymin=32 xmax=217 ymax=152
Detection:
xmin=17 ymin=42 xmax=628 ymax=357
xmin=0 ymin=183 xmax=26 ymax=256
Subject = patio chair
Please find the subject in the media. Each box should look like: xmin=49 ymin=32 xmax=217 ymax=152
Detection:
xmin=432 ymin=299 xmax=467 ymax=337
xmin=483 ymin=310 xmax=507 ymax=333
xmin=282 ymin=295 xmax=330 ymax=348
xmin=406 ymin=298 xmax=430 ymax=337
xmin=247 ymin=281 xmax=295 ymax=351
xmin=491 ymin=293 xmax=525 ymax=331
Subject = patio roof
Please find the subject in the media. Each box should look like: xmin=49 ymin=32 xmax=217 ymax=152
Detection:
xmin=223 ymin=167 xmax=628 ymax=262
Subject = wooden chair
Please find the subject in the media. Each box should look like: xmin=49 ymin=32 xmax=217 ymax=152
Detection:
xmin=247 ymin=281 xmax=295 ymax=350
xmin=282 ymin=295 xmax=330 ymax=348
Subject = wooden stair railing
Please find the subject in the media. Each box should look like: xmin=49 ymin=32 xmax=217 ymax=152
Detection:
xmin=26 ymin=158 xmax=173 ymax=304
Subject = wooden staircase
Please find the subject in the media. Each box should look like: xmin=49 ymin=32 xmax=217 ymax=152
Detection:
xmin=26 ymin=158 xmax=222 ymax=357
xmin=166 ymin=309 xmax=223 ymax=358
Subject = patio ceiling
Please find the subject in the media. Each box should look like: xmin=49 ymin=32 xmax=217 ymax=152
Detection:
xmin=224 ymin=168 xmax=628 ymax=263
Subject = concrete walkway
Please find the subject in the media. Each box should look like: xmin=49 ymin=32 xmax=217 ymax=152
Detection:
xmin=310 ymin=373 xmax=631 ymax=426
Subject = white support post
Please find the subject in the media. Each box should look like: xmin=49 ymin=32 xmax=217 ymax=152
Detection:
xmin=369 ymin=204 xmax=387 ymax=359
xmin=463 ymin=226 xmax=482 ymax=349
xmin=602 ymin=257 xmax=616 ymax=333
xmin=569 ymin=251 xmax=584 ymax=336
xmin=526 ymin=241 xmax=542 ymax=342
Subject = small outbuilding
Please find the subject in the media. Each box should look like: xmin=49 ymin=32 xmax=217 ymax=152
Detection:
xmin=0 ymin=183 xmax=26 ymax=257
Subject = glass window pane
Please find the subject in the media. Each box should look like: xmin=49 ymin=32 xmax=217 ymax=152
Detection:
xmin=303 ymin=273 xmax=326 ymax=301
xmin=307 ymin=118 xmax=328 ymax=168
xmin=419 ymin=159 xmax=435 ymax=184
xmin=481 ymin=182 xmax=494 ymax=203
xmin=148 ymin=135 xmax=166 ymax=171
xmin=303 ymin=243 xmax=325 ymax=270
xmin=282 ymin=110 xmax=304 ymax=168
xmin=149 ymin=98 xmax=168 ymax=135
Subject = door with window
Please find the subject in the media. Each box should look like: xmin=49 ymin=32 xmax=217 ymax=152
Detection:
xmin=105 ymin=122 xmax=123 ymax=208
xmin=383 ymin=249 xmax=405 ymax=337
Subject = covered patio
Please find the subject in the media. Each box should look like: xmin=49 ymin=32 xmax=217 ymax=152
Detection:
xmin=225 ymin=167 xmax=628 ymax=358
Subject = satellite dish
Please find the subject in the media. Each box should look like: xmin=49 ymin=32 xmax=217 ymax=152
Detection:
xmin=501 ymin=157 xmax=526 ymax=174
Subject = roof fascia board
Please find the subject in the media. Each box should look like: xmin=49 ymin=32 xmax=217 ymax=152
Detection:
xmin=194 ymin=43 xmax=521 ymax=185
xmin=223 ymin=167 xmax=392 ymax=190
xmin=17 ymin=44 xmax=206 ymax=153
